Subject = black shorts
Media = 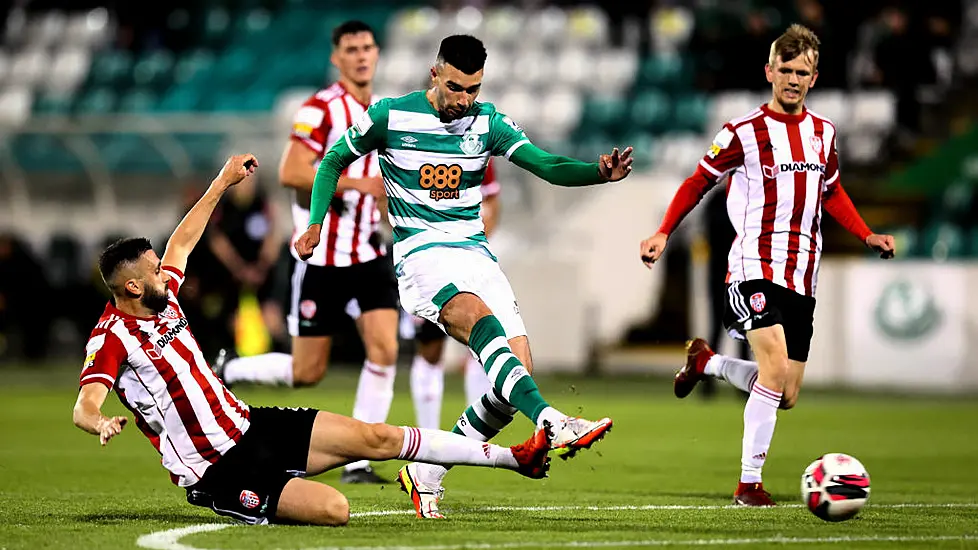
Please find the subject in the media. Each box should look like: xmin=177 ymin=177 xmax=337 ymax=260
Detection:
xmin=185 ymin=406 xmax=318 ymax=525
xmin=722 ymin=279 xmax=816 ymax=362
xmin=416 ymin=318 xmax=446 ymax=343
xmin=287 ymin=256 xmax=399 ymax=337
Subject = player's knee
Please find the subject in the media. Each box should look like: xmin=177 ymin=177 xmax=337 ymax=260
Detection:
xmin=316 ymin=493 xmax=350 ymax=526
xmin=363 ymin=423 xmax=402 ymax=458
xmin=365 ymin=338 xmax=398 ymax=366
xmin=418 ymin=340 xmax=444 ymax=365
xmin=292 ymin=354 xmax=328 ymax=387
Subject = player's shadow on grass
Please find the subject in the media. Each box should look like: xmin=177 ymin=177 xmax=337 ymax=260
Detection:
xmin=75 ymin=511 xmax=212 ymax=524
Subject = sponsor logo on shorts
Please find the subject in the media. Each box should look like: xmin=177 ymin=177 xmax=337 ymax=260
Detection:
xmin=300 ymin=299 xmax=317 ymax=319
xmin=750 ymin=292 xmax=767 ymax=313
xmin=240 ymin=489 xmax=261 ymax=510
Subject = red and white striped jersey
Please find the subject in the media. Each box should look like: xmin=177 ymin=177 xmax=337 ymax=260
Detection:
xmin=289 ymin=82 xmax=383 ymax=267
xmin=700 ymin=105 xmax=839 ymax=297
xmin=79 ymin=266 xmax=250 ymax=487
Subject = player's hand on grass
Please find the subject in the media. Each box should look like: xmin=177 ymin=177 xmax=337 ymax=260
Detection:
xmin=295 ymin=224 xmax=322 ymax=261
xmin=866 ymin=233 xmax=896 ymax=259
xmin=640 ymin=232 xmax=668 ymax=268
xmin=97 ymin=416 xmax=127 ymax=446
xmin=598 ymin=147 xmax=634 ymax=182
xmin=216 ymin=154 xmax=258 ymax=189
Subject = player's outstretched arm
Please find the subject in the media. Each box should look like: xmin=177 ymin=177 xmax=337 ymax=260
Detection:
xmin=295 ymin=100 xmax=389 ymax=261
xmin=639 ymin=166 xmax=718 ymax=268
xmin=73 ymin=384 xmax=127 ymax=446
xmin=162 ymin=154 xmax=258 ymax=274
xmin=509 ymin=143 xmax=633 ymax=186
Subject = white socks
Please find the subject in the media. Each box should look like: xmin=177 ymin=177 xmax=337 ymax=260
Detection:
xmin=535 ymin=406 xmax=566 ymax=433
xmin=705 ymin=354 xmax=759 ymax=393
xmin=346 ymin=360 xmax=396 ymax=472
xmin=464 ymin=354 xmax=493 ymax=405
xmin=398 ymin=427 xmax=517 ymax=470
xmin=741 ymin=383 xmax=782 ymax=483
xmin=411 ymin=355 xmax=444 ymax=430
xmin=222 ymin=353 xmax=293 ymax=386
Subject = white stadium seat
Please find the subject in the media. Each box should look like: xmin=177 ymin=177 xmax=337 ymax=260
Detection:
xmin=45 ymin=47 xmax=91 ymax=94
xmin=524 ymin=7 xmax=567 ymax=48
xmin=0 ymin=86 xmax=33 ymax=128
xmin=0 ymin=51 xmax=10 ymax=85
xmin=806 ymin=90 xmax=849 ymax=133
xmin=708 ymin=91 xmax=764 ymax=133
xmin=555 ymin=47 xmax=591 ymax=89
xmin=849 ymin=90 xmax=896 ymax=132
xmin=586 ymin=48 xmax=638 ymax=95
xmin=497 ymin=86 xmax=538 ymax=133
xmin=27 ymin=11 xmax=67 ymax=48
xmin=63 ymin=9 xmax=113 ymax=48
xmin=538 ymin=88 xmax=583 ymax=142
xmin=9 ymin=48 xmax=50 ymax=87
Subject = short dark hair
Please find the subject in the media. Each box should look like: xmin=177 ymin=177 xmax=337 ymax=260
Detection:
xmin=436 ymin=35 xmax=486 ymax=75
xmin=98 ymin=237 xmax=153 ymax=293
xmin=332 ymin=20 xmax=373 ymax=47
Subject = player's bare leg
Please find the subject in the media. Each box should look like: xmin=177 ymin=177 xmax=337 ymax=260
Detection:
xmin=276 ymin=478 xmax=350 ymax=526
xmin=781 ymin=360 xmax=807 ymax=410
xmin=292 ymin=336 xmax=332 ymax=387
xmin=344 ymin=308 xmax=399 ymax=484
xmin=732 ymin=325 xmax=789 ymax=506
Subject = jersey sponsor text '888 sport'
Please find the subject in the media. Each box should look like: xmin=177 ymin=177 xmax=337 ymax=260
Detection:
xmin=332 ymin=90 xmax=528 ymax=266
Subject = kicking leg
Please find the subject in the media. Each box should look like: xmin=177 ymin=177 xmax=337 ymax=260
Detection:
xmin=733 ymin=325 xmax=788 ymax=507
xmin=674 ymin=338 xmax=760 ymax=398
xmin=218 ymin=351 xmax=294 ymax=387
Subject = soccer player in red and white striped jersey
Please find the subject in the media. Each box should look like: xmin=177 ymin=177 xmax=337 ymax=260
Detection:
xmin=224 ymin=21 xmax=399 ymax=484
xmin=639 ymin=24 xmax=896 ymax=506
xmin=72 ymin=154 xmax=551 ymax=526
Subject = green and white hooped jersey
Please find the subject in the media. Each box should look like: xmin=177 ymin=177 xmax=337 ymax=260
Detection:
xmin=336 ymin=90 xmax=531 ymax=266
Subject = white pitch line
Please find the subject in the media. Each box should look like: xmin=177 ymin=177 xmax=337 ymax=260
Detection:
xmin=136 ymin=503 xmax=978 ymax=550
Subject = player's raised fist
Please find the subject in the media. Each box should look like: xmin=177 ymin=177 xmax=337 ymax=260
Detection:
xmin=598 ymin=146 xmax=634 ymax=182
xmin=216 ymin=154 xmax=258 ymax=188
xmin=98 ymin=416 xmax=127 ymax=446
xmin=640 ymin=232 xmax=668 ymax=269
xmin=866 ymin=233 xmax=896 ymax=259
xmin=295 ymin=224 xmax=322 ymax=261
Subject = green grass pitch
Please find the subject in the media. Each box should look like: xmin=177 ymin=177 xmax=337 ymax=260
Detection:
xmin=1 ymin=365 xmax=976 ymax=549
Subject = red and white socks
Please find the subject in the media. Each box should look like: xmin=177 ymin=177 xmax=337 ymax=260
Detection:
xmin=345 ymin=360 xmax=396 ymax=473
xmin=398 ymin=426 xmax=518 ymax=470
xmin=705 ymin=354 xmax=759 ymax=394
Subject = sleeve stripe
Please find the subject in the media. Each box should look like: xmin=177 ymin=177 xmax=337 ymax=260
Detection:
xmin=504 ymin=139 xmax=531 ymax=160
xmin=161 ymin=265 xmax=185 ymax=284
xmin=698 ymin=159 xmax=722 ymax=177
xmin=291 ymin=135 xmax=324 ymax=154
xmin=344 ymin=132 xmax=364 ymax=157
xmin=824 ymin=171 xmax=839 ymax=186
xmin=81 ymin=373 xmax=115 ymax=386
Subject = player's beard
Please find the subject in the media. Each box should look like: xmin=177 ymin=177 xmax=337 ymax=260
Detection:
xmin=141 ymin=284 xmax=169 ymax=315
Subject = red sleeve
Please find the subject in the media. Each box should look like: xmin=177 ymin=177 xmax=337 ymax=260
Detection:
xmin=80 ymin=330 xmax=126 ymax=389
xmin=290 ymin=96 xmax=332 ymax=155
xmin=823 ymin=134 xmax=840 ymax=188
xmin=481 ymin=158 xmax=501 ymax=198
xmin=656 ymin=125 xmax=743 ymax=235
xmin=823 ymin=182 xmax=872 ymax=242
xmin=162 ymin=265 xmax=185 ymax=295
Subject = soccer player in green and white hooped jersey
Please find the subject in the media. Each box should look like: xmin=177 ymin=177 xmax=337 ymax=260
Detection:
xmin=295 ymin=35 xmax=633 ymax=519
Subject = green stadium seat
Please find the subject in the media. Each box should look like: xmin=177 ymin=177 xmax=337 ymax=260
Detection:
xmin=118 ymin=89 xmax=159 ymax=113
xmin=132 ymin=50 xmax=175 ymax=90
xmin=216 ymin=47 xmax=256 ymax=88
xmin=619 ymin=132 xmax=654 ymax=169
xmin=921 ymin=222 xmax=966 ymax=260
xmin=174 ymin=133 xmax=226 ymax=171
xmin=32 ymin=92 xmax=73 ymax=114
xmin=74 ymin=87 xmax=118 ymax=113
xmin=172 ymin=49 xmax=216 ymax=86
xmin=581 ymin=96 xmax=627 ymax=134
xmin=10 ymin=134 xmax=82 ymax=172
xmin=87 ymin=50 xmax=133 ymax=88
xmin=231 ymin=9 xmax=273 ymax=44
xmin=970 ymin=227 xmax=978 ymax=258
xmin=629 ymin=90 xmax=671 ymax=133
xmin=637 ymin=54 xmax=690 ymax=90
xmin=672 ymin=93 xmax=709 ymax=133
xmin=202 ymin=8 xmax=232 ymax=48
xmin=158 ymin=85 xmax=203 ymax=112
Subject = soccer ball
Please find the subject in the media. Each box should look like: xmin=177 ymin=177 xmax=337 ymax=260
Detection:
xmin=801 ymin=453 xmax=871 ymax=522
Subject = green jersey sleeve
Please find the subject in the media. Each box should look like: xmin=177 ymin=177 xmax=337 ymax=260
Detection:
xmin=488 ymin=110 xmax=532 ymax=159
xmin=309 ymin=100 xmax=390 ymax=227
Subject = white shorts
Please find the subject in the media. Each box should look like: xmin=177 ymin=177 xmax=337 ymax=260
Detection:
xmin=395 ymin=246 xmax=527 ymax=339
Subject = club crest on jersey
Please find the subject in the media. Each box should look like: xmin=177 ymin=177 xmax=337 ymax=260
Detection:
xmin=750 ymin=292 xmax=767 ymax=313
xmin=160 ymin=306 xmax=179 ymax=319
xmin=459 ymin=132 xmax=484 ymax=155
xmin=240 ymin=490 xmax=261 ymax=510
xmin=809 ymin=136 xmax=823 ymax=154
xmin=300 ymin=299 xmax=317 ymax=319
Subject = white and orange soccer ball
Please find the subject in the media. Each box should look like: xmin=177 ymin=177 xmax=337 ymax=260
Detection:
xmin=801 ymin=453 xmax=871 ymax=522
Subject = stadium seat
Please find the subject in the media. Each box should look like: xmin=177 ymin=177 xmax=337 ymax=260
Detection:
xmin=32 ymin=92 xmax=73 ymax=115
xmin=9 ymin=48 xmax=49 ymax=88
xmin=565 ymin=6 xmax=609 ymax=47
xmin=172 ymin=49 xmax=216 ymax=86
xmin=588 ymin=49 xmax=638 ymax=95
xmin=118 ymin=89 xmax=159 ymax=113
xmin=9 ymin=134 xmax=81 ymax=172
xmin=0 ymin=52 xmax=9 ymax=85
xmin=806 ymin=90 xmax=849 ymax=132
xmin=921 ymin=222 xmax=966 ymax=260
xmin=232 ymin=9 xmax=272 ymax=43
xmin=132 ymin=50 xmax=175 ymax=91
xmin=637 ymin=54 xmax=690 ymax=91
xmin=45 ymin=47 xmax=91 ymax=94
xmin=498 ymin=87 xmax=538 ymax=131
xmin=46 ymin=233 xmax=83 ymax=290
xmin=63 ymin=9 xmax=113 ymax=48
xmin=525 ymin=6 xmax=568 ymax=48
xmin=0 ymin=86 xmax=33 ymax=128
xmin=849 ymin=91 xmax=896 ymax=132
xmin=708 ymin=90 xmax=764 ymax=133
xmin=629 ymin=90 xmax=671 ymax=133
xmin=672 ymin=93 xmax=709 ymax=132
xmin=970 ymin=227 xmax=978 ymax=258
xmin=581 ymin=96 xmax=628 ymax=135
xmin=28 ymin=11 xmax=68 ymax=48
xmin=538 ymin=88 xmax=583 ymax=142
xmin=481 ymin=6 xmax=523 ymax=49
xmin=619 ymin=131 xmax=655 ymax=169
xmin=73 ymin=87 xmax=117 ymax=114
xmin=158 ymin=85 xmax=203 ymax=112
xmin=202 ymin=8 xmax=232 ymax=48
xmin=87 ymin=50 xmax=134 ymax=88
